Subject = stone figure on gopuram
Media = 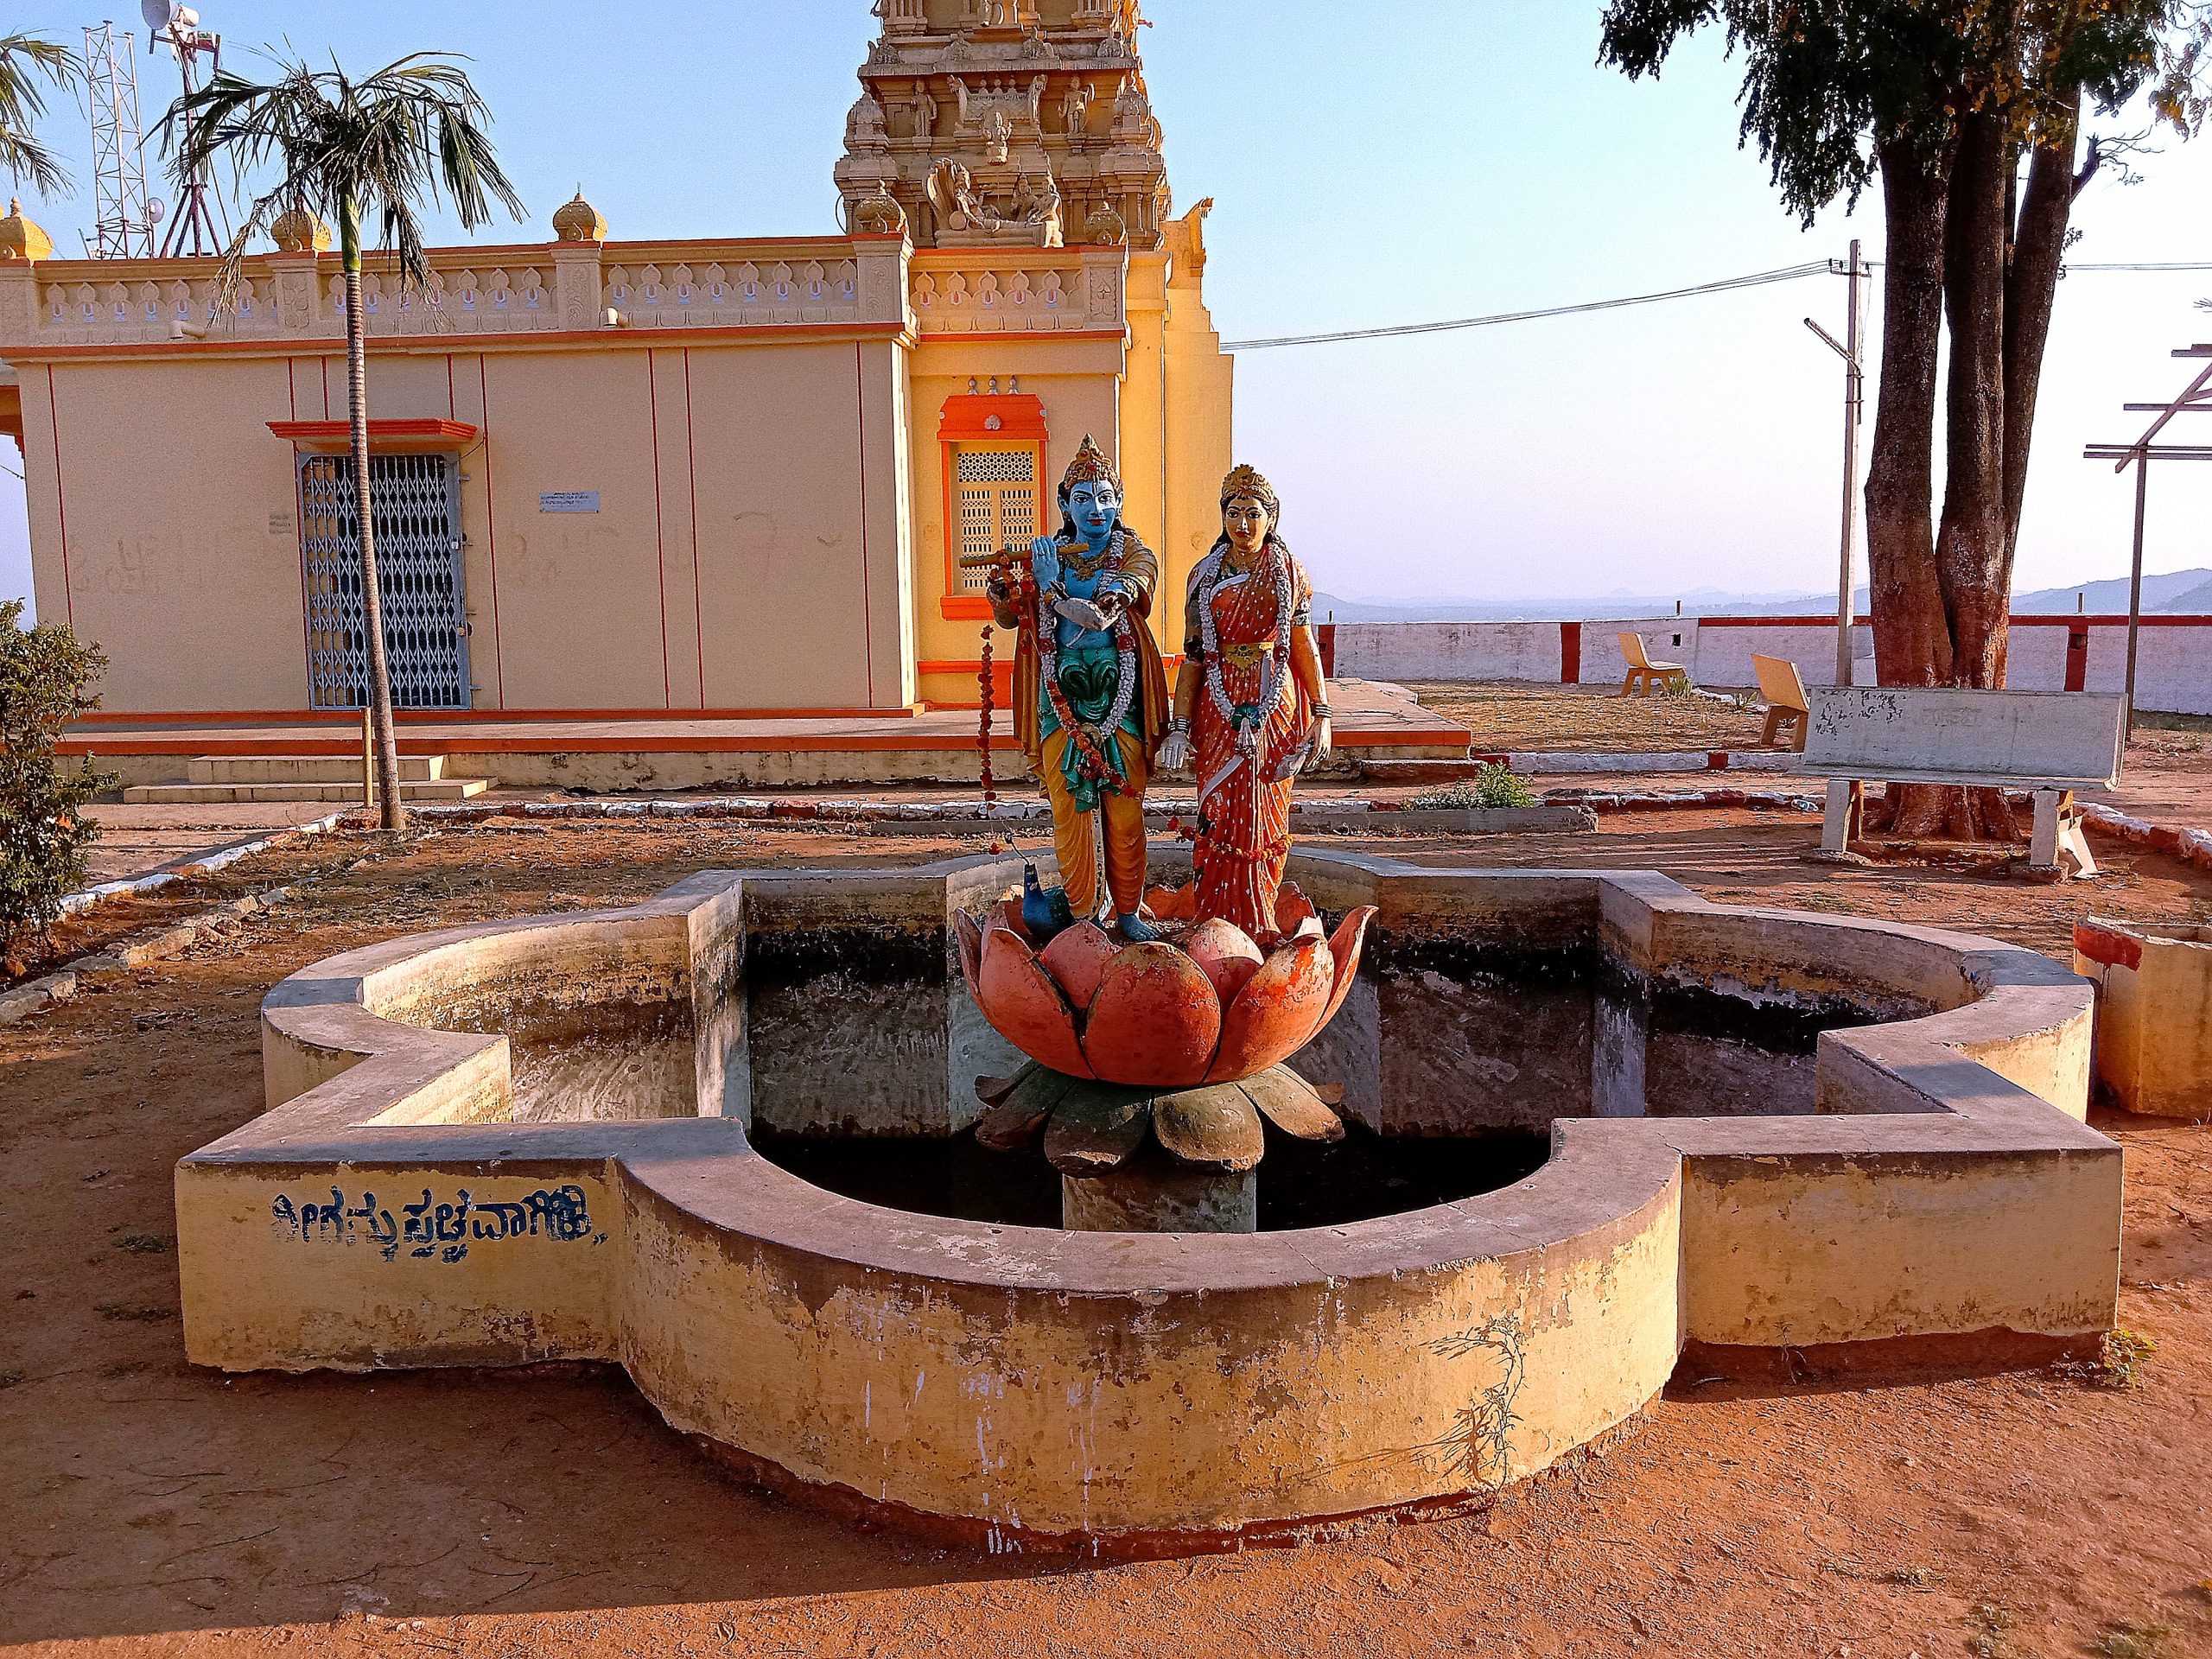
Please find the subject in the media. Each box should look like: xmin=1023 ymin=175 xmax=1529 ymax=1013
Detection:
xmin=985 ymin=435 xmax=1172 ymax=943
xmin=1159 ymin=464 xmax=1333 ymax=938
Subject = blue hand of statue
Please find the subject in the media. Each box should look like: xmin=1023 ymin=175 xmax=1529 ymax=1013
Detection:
xmin=1031 ymin=536 xmax=1061 ymax=591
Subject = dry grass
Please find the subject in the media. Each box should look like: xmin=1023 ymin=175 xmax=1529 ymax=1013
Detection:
xmin=1406 ymin=682 xmax=1770 ymax=753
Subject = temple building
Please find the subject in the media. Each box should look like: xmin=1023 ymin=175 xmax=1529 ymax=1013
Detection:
xmin=0 ymin=0 xmax=1230 ymax=718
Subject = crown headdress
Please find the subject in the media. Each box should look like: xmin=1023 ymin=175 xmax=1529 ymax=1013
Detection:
xmin=1220 ymin=463 xmax=1281 ymax=522
xmin=1058 ymin=434 xmax=1121 ymax=498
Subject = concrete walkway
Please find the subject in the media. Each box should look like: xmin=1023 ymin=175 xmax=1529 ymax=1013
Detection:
xmin=78 ymin=801 xmax=357 ymax=886
xmin=63 ymin=679 xmax=1467 ymax=761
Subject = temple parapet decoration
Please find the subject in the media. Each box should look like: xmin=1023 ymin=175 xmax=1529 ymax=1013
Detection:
xmin=0 ymin=238 xmax=903 ymax=348
xmin=838 ymin=0 xmax=1171 ymax=251
xmin=907 ymin=246 xmax=1127 ymax=335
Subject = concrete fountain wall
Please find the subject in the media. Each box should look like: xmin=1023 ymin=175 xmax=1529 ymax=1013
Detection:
xmin=178 ymin=850 xmax=2117 ymax=1552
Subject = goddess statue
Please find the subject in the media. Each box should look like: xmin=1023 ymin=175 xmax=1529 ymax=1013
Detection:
xmin=1160 ymin=465 xmax=1333 ymax=938
xmin=987 ymin=436 xmax=1173 ymax=942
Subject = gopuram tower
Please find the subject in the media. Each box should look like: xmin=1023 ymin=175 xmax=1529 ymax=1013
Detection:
xmin=836 ymin=0 xmax=1173 ymax=251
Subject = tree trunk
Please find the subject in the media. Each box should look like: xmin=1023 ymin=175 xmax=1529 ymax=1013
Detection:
xmin=2001 ymin=88 xmax=2083 ymax=552
xmin=1907 ymin=111 xmax=2018 ymax=842
xmin=342 ymin=198 xmax=406 ymax=834
xmin=1935 ymin=108 xmax=2011 ymax=693
xmin=1864 ymin=138 xmax=1952 ymax=690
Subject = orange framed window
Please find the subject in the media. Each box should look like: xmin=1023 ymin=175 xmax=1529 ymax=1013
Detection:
xmin=938 ymin=393 xmax=1049 ymax=621
xmin=952 ymin=443 xmax=1041 ymax=594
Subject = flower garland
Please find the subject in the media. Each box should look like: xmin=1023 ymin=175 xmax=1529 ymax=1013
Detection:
xmin=1197 ymin=540 xmax=1294 ymax=755
xmin=1038 ymin=531 xmax=1141 ymax=792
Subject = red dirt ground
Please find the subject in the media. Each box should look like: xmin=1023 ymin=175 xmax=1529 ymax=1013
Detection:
xmin=3 ymin=817 xmax=2209 ymax=1659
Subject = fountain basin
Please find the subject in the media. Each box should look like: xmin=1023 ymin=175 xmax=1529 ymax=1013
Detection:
xmin=180 ymin=850 xmax=2116 ymax=1553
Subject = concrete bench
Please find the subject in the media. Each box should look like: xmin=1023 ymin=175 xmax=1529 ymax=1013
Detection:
xmin=1802 ymin=686 xmax=2126 ymax=877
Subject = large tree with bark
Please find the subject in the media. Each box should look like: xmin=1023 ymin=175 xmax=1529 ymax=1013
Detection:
xmin=1600 ymin=1 xmax=2207 ymax=832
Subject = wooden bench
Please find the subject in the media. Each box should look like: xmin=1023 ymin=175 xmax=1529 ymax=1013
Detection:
xmin=1618 ymin=632 xmax=1689 ymax=696
xmin=1802 ymin=686 xmax=2126 ymax=877
xmin=1752 ymin=654 xmax=1811 ymax=752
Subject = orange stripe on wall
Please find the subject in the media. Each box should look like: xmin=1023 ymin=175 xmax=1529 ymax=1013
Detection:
xmin=69 ymin=704 xmax=926 ymax=725
xmin=478 ymin=354 xmax=506 ymax=707
xmin=855 ymin=342 xmax=875 ymax=705
xmin=47 ymin=366 xmax=71 ymax=628
xmin=684 ymin=346 xmax=705 ymax=709
xmin=648 ymin=348 xmax=672 ymax=709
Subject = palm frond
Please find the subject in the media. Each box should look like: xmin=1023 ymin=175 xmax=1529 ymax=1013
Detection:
xmin=0 ymin=33 xmax=81 ymax=198
xmin=161 ymin=47 xmax=525 ymax=308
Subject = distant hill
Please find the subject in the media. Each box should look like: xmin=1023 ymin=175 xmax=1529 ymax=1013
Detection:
xmin=2012 ymin=569 xmax=2212 ymax=613
xmin=1313 ymin=568 xmax=2212 ymax=624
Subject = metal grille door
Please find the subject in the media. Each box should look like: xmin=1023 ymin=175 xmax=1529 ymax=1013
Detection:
xmin=954 ymin=446 xmax=1039 ymax=594
xmin=300 ymin=453 xmax=471 ymax=709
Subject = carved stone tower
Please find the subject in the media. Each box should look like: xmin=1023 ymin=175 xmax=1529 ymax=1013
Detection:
xmin=836 ymin=0 xmax=1173 ymax=251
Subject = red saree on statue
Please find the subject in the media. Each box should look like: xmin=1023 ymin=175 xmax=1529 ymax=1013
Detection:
xmin=1185 ymin=543 xmax=1316 ymax=938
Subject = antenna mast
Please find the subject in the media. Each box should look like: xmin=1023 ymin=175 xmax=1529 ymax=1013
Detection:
xmin=146 ymin=3 xmax=227 ymax=257
xmin=86 ymin=22 xmax=153 ymax=257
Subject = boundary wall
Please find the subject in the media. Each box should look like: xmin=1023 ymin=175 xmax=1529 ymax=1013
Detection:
xmin=1328 ymin=615 xmax=2212 ymax=717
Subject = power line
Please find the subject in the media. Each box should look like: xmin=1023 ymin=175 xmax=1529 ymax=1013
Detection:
xmin=1224 ymin=261 xmax=1840 ymax=352
xmin=1224 ymin=257 xmax=2212 ymax=353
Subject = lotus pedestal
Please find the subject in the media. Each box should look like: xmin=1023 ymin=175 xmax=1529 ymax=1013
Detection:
xmin=975 ymin=1061 xmax=1345 ymax=1234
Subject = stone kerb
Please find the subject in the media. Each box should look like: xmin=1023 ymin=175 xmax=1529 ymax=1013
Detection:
xmin=177 ymin=851 xmax=2114 ymax=1548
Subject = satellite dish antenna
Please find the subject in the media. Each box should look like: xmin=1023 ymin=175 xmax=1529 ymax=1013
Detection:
xmin=147 ymin=196 xmax=167 ymax=226
xmin=140 ymin=0 xmax=173 ymax=35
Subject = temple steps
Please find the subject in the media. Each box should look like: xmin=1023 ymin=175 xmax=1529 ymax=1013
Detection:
xmin=186 ymin=754 xmax=452 ymax=784
xmin=122 ymin=753 xmax=489 ymax=804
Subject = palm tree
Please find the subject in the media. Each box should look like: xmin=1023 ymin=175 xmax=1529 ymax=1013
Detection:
xmin=0 ymin=32 xmax=80 ymax=197
xmin=168 ymin=54 xmax=524 ymax=831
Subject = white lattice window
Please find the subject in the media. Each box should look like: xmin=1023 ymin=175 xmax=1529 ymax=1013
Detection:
xmin=953 ymin=445 xmax=1039 ymax=593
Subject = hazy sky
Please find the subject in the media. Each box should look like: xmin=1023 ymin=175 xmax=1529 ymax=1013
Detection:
xmin=3 ymin=0 xmax=2207 ymax=617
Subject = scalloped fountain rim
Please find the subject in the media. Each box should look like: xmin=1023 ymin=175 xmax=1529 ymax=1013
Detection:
xmin=178 ymin=849 xmax=2117 ymax=1554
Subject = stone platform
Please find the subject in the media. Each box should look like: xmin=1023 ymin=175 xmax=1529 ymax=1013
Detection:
xmin=67 ymin=678 xmax=1471 ymax=794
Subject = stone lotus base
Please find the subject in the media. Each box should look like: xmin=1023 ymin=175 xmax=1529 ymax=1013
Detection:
xmin=179 ymin=849 xmax=2118 ymax=1553
xmin=976 ymin=1061 xmax=1346 ymax=1234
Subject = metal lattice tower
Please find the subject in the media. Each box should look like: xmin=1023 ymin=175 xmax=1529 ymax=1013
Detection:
xmin=86 ymin=23 xmax=153 ymax=258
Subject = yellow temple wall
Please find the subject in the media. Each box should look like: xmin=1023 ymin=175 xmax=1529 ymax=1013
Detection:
xmin=0 ymin=232 xmax=1229 ymax=717
xmin=18 ymin=352 xmax=313 ymax=710
xmin=909 ymin=239 xmax=1231 ymax=710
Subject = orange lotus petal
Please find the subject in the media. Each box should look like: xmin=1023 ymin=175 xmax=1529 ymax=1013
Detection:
xmin=1185 ymin=918 xmax=1264 ymax=1007
xmin=954 ymin=910 xmax=985 ymax=991
xmin=1274 ymin=883 xmax=1319 ymax=938
xmin=1039 ymin=921 xmax=1120 ymax=1012
xmin=1319 ymin=906 xmax=1380 ymax=1030
xmin=976 ymin=925 xmax=1093 ymax=1078
xmin=1142 ymin=885 xmax=1199 ymax=923
xmin=984 ymin=897 xmax=1031 ymax=944
xmin=1080 ymin=943 xmax=1224 ymax=1088
xmin=1208 ymin=934 xmax=1335 ymax=1084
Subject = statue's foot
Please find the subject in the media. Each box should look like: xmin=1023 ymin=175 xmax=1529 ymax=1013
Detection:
xmin=1116 ymin=912 xmax=1162 ymax=944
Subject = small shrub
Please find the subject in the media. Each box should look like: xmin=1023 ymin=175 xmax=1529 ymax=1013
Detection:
xmin=2056 ymin=1328 xmax=2156 ymax=1390
xmin=1 ymin=601 xmax=114 ymax=970
xmin=113 ymin=1235 xmax=169 ymax=1255
xmin=1411 ymin=766 xmax=1538 ymax=812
